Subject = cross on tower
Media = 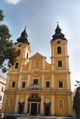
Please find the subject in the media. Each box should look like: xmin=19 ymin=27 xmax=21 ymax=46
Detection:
xmin=56 ymin=21 xmax=59 ymax=25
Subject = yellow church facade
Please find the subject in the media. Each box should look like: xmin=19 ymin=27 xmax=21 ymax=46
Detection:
xmin=3 ymin=24 xmax=72 ymax=116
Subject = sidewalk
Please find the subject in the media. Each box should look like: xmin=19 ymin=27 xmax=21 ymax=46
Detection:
xmin=0 ymin=113 xmax=73 ymax=119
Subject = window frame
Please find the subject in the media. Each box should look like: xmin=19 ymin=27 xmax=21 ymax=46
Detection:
xmin=27 ymin=53 xmax=29 ymax=59
xmin=59 ymin=81 xmax=63 ymax=88
xmin=58 ymin=60 xmax=62 ymax=67
xmin=22 ymin=81 xmax=26 ymax=88
xmin=57 ymin=46 xmax=61 ymax=54
xmin=33 ymin=79 xmax=38 ymax=85
xmin=15 ymin=62 xmax=19 ymax=69
xmin=17 ymin=49 xmax=21 ymax=56
xmin=12 ymin=81 xmax=16 ymax=88
xmin=46 ymin=81 xmax=50 ymax=88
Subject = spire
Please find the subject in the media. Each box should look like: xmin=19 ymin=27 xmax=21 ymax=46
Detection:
xmin=17 ymin=26 xmax=30 ymax=45
xmin=52 ymin=23 xmax=66 ymax=41
xmin=55 ymin=22 xmax=61 ymax=34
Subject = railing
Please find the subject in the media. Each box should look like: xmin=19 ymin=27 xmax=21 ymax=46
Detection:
xmin=29 ymin=84 xmax=41 ymax=89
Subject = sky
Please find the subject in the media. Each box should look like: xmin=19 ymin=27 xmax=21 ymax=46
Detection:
xmin=0 ymin=0 xmax=80 ymax=91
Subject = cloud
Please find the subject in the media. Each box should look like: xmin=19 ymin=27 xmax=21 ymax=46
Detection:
xmin=5 ymin=0 xmax=22 ymax=5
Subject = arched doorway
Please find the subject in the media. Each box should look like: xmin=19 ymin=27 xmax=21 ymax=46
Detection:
xmin=18 ymin=102 xmax=25 ymax=114
xmin=44 ymin=102 xmax=51 ymax=116
xmin=28 ymin=93 xmax=41 ymax=115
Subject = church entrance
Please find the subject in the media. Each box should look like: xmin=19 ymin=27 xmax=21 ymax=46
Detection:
xmin=31 ymin=103 xmax=37 ymax=115
xmin=18 ymin=102 xmax=24 ymax=114
xmin=44 ymin=103 xmax=51 ymax=116
xmin=28 ymin=93 xmax=41 ymax=115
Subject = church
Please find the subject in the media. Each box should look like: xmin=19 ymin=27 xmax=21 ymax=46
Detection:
xmin=3 ymin=24 xmax=72 ymax=116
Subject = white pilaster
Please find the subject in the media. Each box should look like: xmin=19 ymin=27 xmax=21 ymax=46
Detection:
xmin=27 ymin=74 xmax=30 ymax=87
xmin=6 ymin=75 xmax=10 ymax=90
xmin=14 ymin=95 xmax=19 ymax=113
xmin=24 ymin=94 xmax=28 ymax=113
xmin=42 ymin=74 xmax=45 ymax=88
xmin=51 ymin=95 xmax=55 ymax=115
xmin=51 ymin=73 xmax=54 ymax=88
xmin=18 ymin=74 xmax=21 ymax=89
xmin=65 ymin=42 xmax=68 ymax=56
xmin=67 ymin=74 xmax=71 ymax=90
xmin=40 ymin=95 xmax=44 ymax=115
xmin=68 ymin=96 xmax=71 ymax=114
xmin=29 ymin=59 xmax=32 ymax=70
xmin=29 ymin=102 xmax=31 ymax=114
xmin=42 ymin=59 xmax=45 ymax=70
xmin=2 ymin=95 xmax=6 ymax=112
xmin=37 ymin=102 xmax=39 ymax=114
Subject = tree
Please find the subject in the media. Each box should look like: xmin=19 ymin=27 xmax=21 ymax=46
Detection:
xmin=73 ymin=81 xmax=80 ymax=119
xmin=0 ymin=10 xmax=4 ymax=21
xmin=0 ymin=9 xmax=17 ymax=72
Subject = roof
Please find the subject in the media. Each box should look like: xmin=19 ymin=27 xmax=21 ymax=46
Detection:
xmin=52 ymin=23 xmax=66 ymax=41
xmin=30 ymin=52 xmax=46 ymax=59
xmin=17 ymin=27 xmax=30 ymax=45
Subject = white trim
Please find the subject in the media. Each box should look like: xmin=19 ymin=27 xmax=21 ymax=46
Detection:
xmin=42 ymin=74 xmax=45 ymax=88
xmin=51 ymin=74 xmax=54 ymax=88
xmin=6 ymin=75 xmax=10 ymax=90
xmin=29 ymin=59 xmax=32 ymax=70
xmin=51 ymin=95 xmax=55 ymax=115
xmin=40 ymin=95 xmax=44 ymax=114
xmin=24 ymin=94 xmax=28 ymax=113
xmin=18 ymin=74 xmax=22 ymax=89
xmin=14 ymin=95 xmax=19 ymax=113
xmin=58 ymin=80 xmax=64 ymax=89
xmin=27 ymin=75 xmax=30 ymax=87
xmin=67 ymin=74 xmax=71 ymax=90
xmin=68 ymin=96 xmax=71 ymax=114
xmin=42 ymin=59 xmax=45 ymax=70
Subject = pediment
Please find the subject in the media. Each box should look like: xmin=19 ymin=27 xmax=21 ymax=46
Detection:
xmin=30 ymin=52 xmax=46 ymax=60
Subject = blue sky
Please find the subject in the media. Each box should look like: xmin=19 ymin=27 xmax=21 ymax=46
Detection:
xmin=0 ymin=0 xmax=80 ymax=91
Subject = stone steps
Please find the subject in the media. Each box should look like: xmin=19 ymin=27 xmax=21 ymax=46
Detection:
xmin=17 ymin=116 xmax=72 ymax=119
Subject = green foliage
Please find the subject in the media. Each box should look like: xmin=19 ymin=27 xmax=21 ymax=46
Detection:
xmin=0 ymin=9 xmax=17 ymax=72
xmin=73 ymin=86 xmax=80 ymax=118
xmin=0 ymin=10 xmax=4 ymax=21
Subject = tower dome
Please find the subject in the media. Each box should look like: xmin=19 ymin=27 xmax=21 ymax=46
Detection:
xmin=52 ymin=23 xmax=66 ymax=41
xmin=17 ymin=27 xmax=30 ymax=45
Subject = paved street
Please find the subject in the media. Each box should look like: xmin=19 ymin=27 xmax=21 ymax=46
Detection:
xmin=17 ymin=116 xmax=72 ymax=119
xmin=0 ymin=113 xmax=73 ymax=119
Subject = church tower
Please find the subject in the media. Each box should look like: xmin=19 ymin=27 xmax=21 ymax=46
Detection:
xmin=15 ymin=27 xmax=30 ymax=67
xmin=50 ymin=23 xmax=72 ymax=115
xmin=3 ymin=28 xmax=31 ymax=113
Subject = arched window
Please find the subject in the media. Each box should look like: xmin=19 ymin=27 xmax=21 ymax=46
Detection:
xmin=22 ymin=81 xmax=25 ymax=88
xmin=59 ymin=81 xmax=63 ymax=88
xmin=17 ymin=50 xmax=21 ymax=56
xmin=57 ymin=46 xmax=61 ymax=54
xmin=58 ymin=60 xmax=62 ymax=67
xmin=27 ymin=53 xmax=28 ymax=59
xmin=15 ymin=62 xmax=19 ymax=69
xmin=12 ymin=81 xmax=16 ymax=87
xmin=46 ymin=81 xmax=50 ymax=88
